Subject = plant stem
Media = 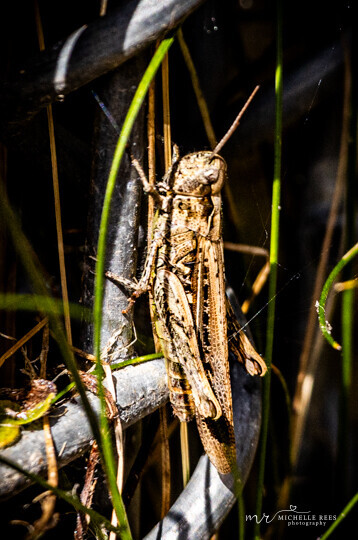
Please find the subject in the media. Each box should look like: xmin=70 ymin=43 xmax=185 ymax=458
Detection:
xmin=319 ymin=492 xmax=358 ymax=540
xmin=93 ymin=38 xmax=174 ymax=539
xmin=253 ymin=0 xmax=283 ymax=537
xmin=337 ymin=32 xmax=357 ymax=500
xmin=317 ymin=242 xmax=358 ymax=351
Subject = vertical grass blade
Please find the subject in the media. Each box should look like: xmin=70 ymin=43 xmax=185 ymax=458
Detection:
xmin=253 ymin=0 xmax=283 ymax=537
xmin=319 ymin=492 xmax=358 ymax=540
xmin=92 ymin=37 xmax=174 ymax=539
xmin=0 ymin=189 xmax=101 ymax=461
xmin=338 ymin=36 xmax=357 ymax=498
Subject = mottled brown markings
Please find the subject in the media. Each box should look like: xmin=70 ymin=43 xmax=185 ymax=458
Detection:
xmin=118 ymin=150 xmax=267 ymax=474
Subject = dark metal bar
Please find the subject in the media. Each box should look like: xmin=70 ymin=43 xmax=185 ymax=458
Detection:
xmin=0 ymin=0 xmax=205 ymax=137
xmin=81 ymin=53 xmax=148 ymax=359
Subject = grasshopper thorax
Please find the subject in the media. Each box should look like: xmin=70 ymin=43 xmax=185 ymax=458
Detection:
xmin=172 ymin=151 xmax=227 ymax=197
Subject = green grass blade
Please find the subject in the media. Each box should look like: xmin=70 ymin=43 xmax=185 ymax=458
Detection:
xmin=0 ymin=186 xmax=102 ymax=462
xmin=317 ymin=241 xmax=358 ymax=350
xmin=336 ymin=55 xmax=357 ymax=499
xmin=0 ymin=39 xmax=174 ymax=538
xmin=92 ymin=37 xmax=174 ymax=539
xmin=0 ymin=293 xmax=91 ymax=320
xmin=253 ymin=0 xmax=283 ymax=537
xmin=319 ymin=492 xmax=358 ymax=540
xmin=110 ymin=351 xmax=163 ymax=370
xmin=51 ymin=352 xmax=164 ymax=404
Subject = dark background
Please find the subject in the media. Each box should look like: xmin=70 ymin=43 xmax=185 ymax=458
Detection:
xmin=0 ymin=0 xmax=357 ymax=538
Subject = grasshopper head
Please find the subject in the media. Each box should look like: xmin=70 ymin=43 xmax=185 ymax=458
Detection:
xmin=173 ymin=151 xmax=227 ymax=196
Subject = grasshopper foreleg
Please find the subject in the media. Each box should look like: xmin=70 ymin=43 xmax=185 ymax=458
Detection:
xmin=131 ymin=156 xmax=165 ymax=207
xmin=106 ymin=233 xmax=163 ymax=314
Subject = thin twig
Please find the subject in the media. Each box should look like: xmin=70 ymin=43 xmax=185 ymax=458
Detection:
xmin=71 ymin=345 xmax=96 ymax=362
xmin=160 ymin=406 xmax=171 ymax=517
xmin=0 ymin=318 xmax=48 ymax=368
xmin=162 ymin=51 xmax=172 ymax=171
xmin=75 ymin=442 xmax=101 ymax=540
xmin=241 ymin=262 xmax=270 ymax=314
xmin=147 ymin=50 xmax=171 ymax=516
xmin=34 ymin=1 xmax=72 ymax=346
xmin=26 ymin=415 xmax=59 ymax=539
xmin=224 ymin=242 xmax=269 ymax=259
xmin=224 ymin=242 xmax=270 ymax=313
xmin=108 ymin=370 xmax=124 ymax=540
xmin=39 ymin=323 xmax=50 ymax=379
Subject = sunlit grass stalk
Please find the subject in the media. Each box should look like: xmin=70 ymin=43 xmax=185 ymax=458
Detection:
xmin=34 ymin=0 xmax=73 ymax=346
xmin=0 ymin=317 xmax=48 ymax=368
xmin=92 ymin=38 xmax=174 ymax=538
xmin=339 ymin=288 xmax=353 ymax=491
xmin=147 ymin=64 xmax=172 ymax=516
xmin=253 ymin=0 xmax=283 ymax=537
xmin=319 ymin=491 xmax=358 ymax=540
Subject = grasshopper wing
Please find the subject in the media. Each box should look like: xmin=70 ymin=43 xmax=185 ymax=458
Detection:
xmin=226 ymin=297 xmax=267 ymax=376
xmin=193 ymin=238 xmax=236 ymax=474
xmin=153 ymin=268 xmax=221 ymax=422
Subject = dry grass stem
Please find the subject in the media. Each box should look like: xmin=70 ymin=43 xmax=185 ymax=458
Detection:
xmin=0 ymin=318 xmax=48 ymax=368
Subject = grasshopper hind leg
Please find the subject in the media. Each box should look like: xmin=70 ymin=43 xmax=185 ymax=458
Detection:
xmin=168 ymin=361 xmax=196 ymax=423
xmin=155 ymin=314 xmax=196 ymax=422
xmin=196 ymin=412 xmax=236 ymax=475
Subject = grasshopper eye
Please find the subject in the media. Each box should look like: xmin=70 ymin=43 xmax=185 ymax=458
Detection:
xmin=203 ymin=168 xmax=219 ymax=183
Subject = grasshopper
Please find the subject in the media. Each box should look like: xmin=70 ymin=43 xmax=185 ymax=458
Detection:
xmin=115 ymin=138 xmax=267 ymax=473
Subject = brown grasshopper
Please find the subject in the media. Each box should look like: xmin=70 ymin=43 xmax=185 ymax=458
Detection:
xmin=115 ymin=137 xmax=267 ymax=473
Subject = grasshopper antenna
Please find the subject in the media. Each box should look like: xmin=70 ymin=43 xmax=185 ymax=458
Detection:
xmin=210 ymin=85 xmax=260 ymax=157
